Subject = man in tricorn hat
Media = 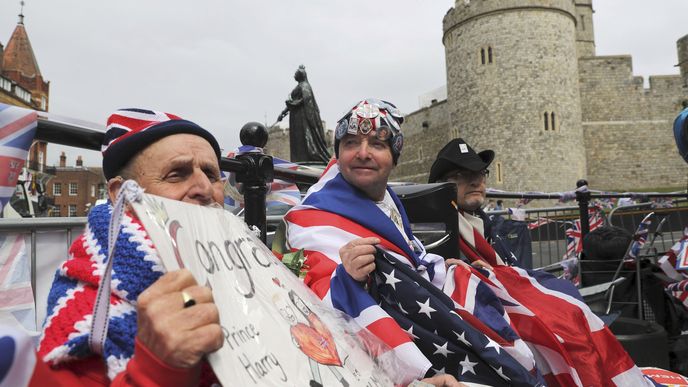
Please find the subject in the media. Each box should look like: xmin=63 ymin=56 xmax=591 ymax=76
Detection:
xmin=428 ymin=138 xmax=495 ymax=242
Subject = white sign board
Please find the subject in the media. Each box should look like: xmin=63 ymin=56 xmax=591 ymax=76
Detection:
xmin=131 ymin=193 xmax=396 ymax=386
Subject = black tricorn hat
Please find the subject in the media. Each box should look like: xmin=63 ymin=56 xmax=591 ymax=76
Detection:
xmin=428 ymin=138 xmax=495 ymax=183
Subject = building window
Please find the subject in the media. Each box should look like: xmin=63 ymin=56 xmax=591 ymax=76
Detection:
xmin=451 ymin=127 xmax=460 ymax=139
xmin=53 ymin=183 xmax=62 ymax=196
xmin=418 ymin=147 xmax=424 ymax=160
xmin=98 ymin=183 xmax=106 ymax=199
xmin=68 ymin=204 xmax=77 ymax=217
xmin=544 ymin=111 xmax=557 ymax=131
xmin=580 ymin=15 xmax=585 ymax=30
xmin=41 ymin=96 xmax=47 ymax=110
xmin=495 ymin=162 xmax=503 ymax=184
xmin=0 ymin=77 xmax=11 ymax=92
xmin=69 ymin=182 xmax=78 ymax=196
xmin=480 ymin=46 xmax=494 ymax=65
xmin=91 ymin=184 xmax=96 ymax=197
xmin=52 ymin=206 xmax=61 ymax=217
xmin=14 ymin=86 xmax=32 ymax=103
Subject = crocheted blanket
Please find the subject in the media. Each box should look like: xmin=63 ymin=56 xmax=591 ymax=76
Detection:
xmin=37 ymin=203 xmax=164 ymax=379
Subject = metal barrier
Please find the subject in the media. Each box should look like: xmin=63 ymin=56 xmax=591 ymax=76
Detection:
xmin=486 ymin=199 xmax=688 ymax=271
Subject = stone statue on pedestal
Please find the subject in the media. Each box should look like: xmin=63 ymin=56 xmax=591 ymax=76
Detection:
xmin=276 ymin=65 xmax=331 ymax=163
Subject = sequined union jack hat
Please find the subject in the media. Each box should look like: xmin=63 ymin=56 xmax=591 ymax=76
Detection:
xmin=334 ymin=98 xmax=405 ymax=164
xmin=101 ymin=108 xmax=221 ymax=180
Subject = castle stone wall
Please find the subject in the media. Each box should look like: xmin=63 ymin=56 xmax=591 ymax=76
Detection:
xmin=391 ymin=100 xmax=450 ymax=183
xmin=443 ymin=1 xmax=586 ymax=193
xmin=579 ymin=56 xmax=688 ymax=190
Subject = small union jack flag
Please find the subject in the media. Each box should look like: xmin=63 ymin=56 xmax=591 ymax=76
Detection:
xmin=563 ymin=206 xmax=604 ymax=259
xmin=626 ymin=212 xmax=653 ymax=260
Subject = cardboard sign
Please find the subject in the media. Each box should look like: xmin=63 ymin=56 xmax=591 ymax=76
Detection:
xmin=131 ymin=193 xmax=396 ymax=386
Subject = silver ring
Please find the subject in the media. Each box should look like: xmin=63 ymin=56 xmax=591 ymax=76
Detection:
xmin=181 ymin=291 xmax=196 ymax=308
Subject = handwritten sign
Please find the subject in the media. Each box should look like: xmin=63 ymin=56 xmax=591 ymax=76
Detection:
xmin=131 ymin=193 xmax=397 ymax=386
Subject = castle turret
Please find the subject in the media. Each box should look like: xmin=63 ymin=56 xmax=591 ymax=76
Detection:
xmin=574 ymin=0 xmax=595 ymax=57
xmin=678 ymin=34 xmax=688 ymax=89
xmin=442 ymin=0 xmax=586 ymax=192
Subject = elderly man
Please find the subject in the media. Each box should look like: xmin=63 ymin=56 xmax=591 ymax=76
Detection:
xmin=428 ymin=138 xmax=495 ymax=242
xmin=37 ymin=109 xmax=224 ymax=386
xmin=284 ymin=99 xmax=547 ymax=387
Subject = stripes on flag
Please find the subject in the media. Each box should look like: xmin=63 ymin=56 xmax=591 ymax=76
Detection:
xmin=0 ymin=103 xmax=38 ymax=213
xmin=0 ymin=233 xmax=34 ymax=311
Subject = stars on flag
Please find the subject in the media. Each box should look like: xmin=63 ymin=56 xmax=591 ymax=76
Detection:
xmin=433 ymin=341 xmax=454 ymax=357
xmin=416 ymin=298 xmax=436 ymax=318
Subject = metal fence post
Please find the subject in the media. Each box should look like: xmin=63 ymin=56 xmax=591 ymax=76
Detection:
xmin=575 ymin=179 xmax=591 ymax=252
xmin=235 ymin=122 xmax=273 ymax=243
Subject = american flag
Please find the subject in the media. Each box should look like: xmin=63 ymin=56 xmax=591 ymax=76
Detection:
xmin=0 ymin=103 xmax=38 ymax=213
xmin=563 ymin=206 xmax=604 ymax=259
xmin=224 ymin=145 xmax=306 ymax=209
xmin=627 ymin=212 xmax=653 ymax=260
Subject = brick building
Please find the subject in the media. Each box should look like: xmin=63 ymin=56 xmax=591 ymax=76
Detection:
xmin=46 ymin=153 xmax=107 ymax=217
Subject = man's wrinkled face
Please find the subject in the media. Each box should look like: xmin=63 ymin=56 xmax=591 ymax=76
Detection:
xmin=127 ymin=134 xmax=224 ymax=206
xmin=444 ymin=169 xmax=489 ymax=212
xmin=337 ymin=132 xmax=394 ymax=201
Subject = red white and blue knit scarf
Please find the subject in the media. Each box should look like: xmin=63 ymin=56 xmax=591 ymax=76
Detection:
xmin=37 ymin=203 xmax=164 ymax=379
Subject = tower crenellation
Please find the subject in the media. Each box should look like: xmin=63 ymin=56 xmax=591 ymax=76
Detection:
xmin=678 ymin=35 xmax=688 ymax=90
xmin=574 ymin=0 xmax=595 ymax=57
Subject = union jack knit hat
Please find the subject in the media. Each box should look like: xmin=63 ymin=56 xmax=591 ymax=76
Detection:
xmin=101 ymin=108 xmax=221 ymax=180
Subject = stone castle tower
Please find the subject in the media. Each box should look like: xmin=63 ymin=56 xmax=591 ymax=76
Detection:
xmin=392 ymin=0 xmax=688 ymax=192
xmin=441 ymin=0 xmax=586 ymax=192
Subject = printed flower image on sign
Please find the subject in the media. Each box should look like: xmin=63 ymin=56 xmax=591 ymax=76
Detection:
xmin=131 ymin=193 xmax=405 ymax=386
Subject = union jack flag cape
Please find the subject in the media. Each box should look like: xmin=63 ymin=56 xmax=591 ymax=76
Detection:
xmin=0 ymin=103 xmax=37 ymax=213
xmin=285 ymin=161 xmax=649 ymax=386
xmin=456 ymin=208 xmax=650 ymax=386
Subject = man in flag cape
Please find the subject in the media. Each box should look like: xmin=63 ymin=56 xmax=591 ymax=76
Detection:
xmin=285 ymin=99 xmax=650 ymax=386
xmin=285 ymin=99 xmax=547 ymax=385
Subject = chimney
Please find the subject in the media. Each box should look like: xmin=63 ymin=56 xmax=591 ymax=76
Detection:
xmin=59 ymin=151 xmax=66 ymax=167
xmin=76 ymin=155 xmax=83 ymax=167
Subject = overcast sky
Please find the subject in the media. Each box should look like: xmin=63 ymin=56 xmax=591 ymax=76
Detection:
xmin=1 ymin=0 xmax=687 ymax=166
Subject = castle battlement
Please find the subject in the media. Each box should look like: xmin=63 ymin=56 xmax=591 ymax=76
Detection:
xmin=443 ymin=0 xmax=576 ymax=41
